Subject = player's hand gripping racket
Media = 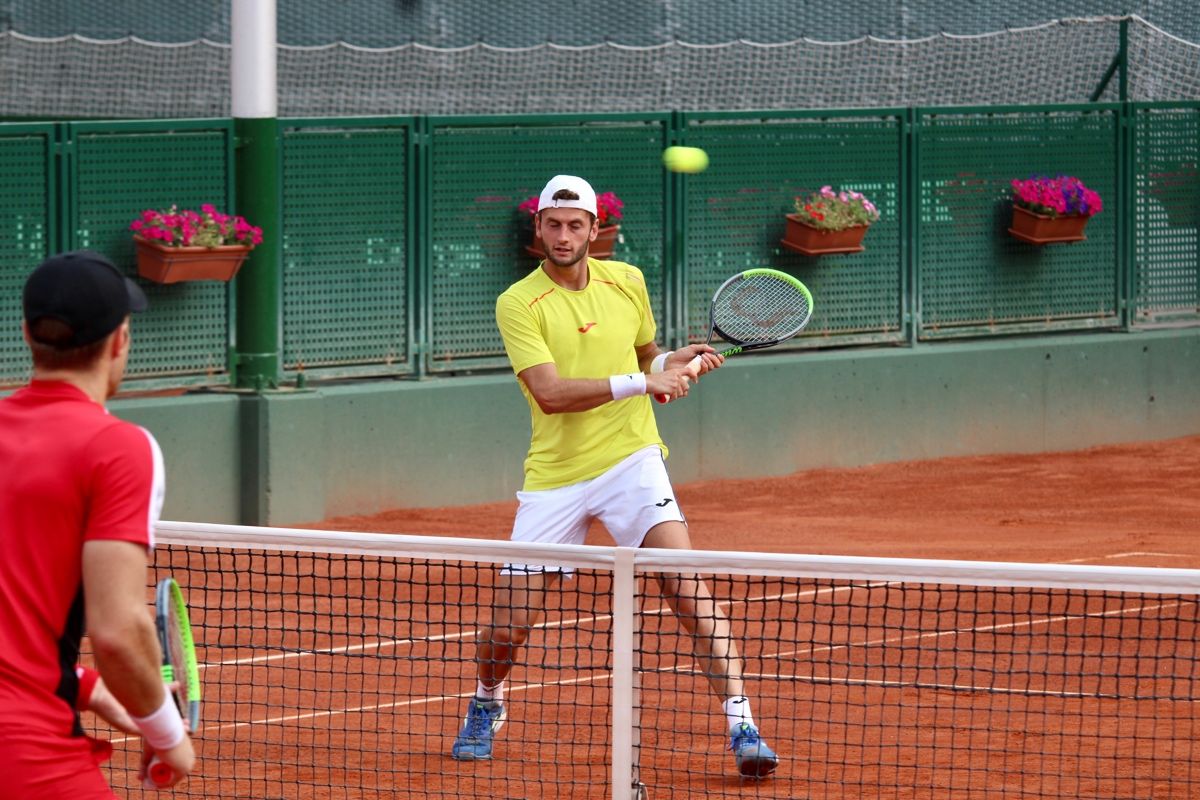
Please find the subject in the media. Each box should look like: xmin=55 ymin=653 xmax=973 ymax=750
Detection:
xmin=655 ymin=268 xmax=814 ymax=403
xmin=144 ymin=577 xmax=201 ymax=789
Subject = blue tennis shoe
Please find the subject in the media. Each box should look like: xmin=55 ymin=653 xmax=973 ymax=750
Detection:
xmin=451 ymin=698 xmax=507 ymax=761
xmin=729 ymin=722 xmax=778 ymax=778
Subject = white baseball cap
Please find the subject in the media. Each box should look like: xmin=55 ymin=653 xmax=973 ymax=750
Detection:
xmin=537 ymin=175 xmax=597 ymax=216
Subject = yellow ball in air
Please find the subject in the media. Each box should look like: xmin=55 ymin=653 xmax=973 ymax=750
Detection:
xmin=662 ymin=146 xmax=709 ymax=174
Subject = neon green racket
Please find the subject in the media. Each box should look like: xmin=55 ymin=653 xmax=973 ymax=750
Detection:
xmin=656 ymin=268 xmax=814 ymax=403
xmin=146 ymin=577 xmax=201 ymax=787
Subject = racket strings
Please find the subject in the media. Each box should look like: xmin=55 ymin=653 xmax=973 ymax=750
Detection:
xmin=712 ymin=276 xmax=811 ymax=344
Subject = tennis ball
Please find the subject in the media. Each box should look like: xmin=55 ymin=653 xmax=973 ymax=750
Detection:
xmin=662 ymin=146 xmax=709 ymax=174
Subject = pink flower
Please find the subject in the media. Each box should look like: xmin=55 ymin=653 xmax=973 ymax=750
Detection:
xmin=130 ymin=205 xmax=261 ymax=248
xmin=1012 ymin=174 xmax=1102 ymax=218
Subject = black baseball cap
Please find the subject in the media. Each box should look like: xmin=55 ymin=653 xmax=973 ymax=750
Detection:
xmin=23 ymin=251 xmax=148 ymax=348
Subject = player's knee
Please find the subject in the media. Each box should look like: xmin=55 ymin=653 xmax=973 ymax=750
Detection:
xmin=482 ymin=624 xmax=533 ymax=647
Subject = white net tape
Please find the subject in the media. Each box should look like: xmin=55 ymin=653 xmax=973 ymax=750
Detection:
xmin=0 ymin=16 xmax=1195 ymax=119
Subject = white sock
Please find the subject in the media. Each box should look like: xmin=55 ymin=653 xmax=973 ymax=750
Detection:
xmin=476 ymin=681 xmax=504 ymax=702
xmin=723 ymin=695 xmax=754 ymax=731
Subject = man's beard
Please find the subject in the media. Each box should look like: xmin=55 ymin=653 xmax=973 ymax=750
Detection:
xmin=543 ymin=237 xmax=587 ymax=267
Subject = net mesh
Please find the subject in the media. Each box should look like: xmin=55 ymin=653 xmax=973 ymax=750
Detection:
xmin=4 ymin=1 xmax=1199 ymax=48
xmin=84 ymin=523 xmax=1200 ymax=800
xmin=0 ymin=16 xmax=1197 ymax=119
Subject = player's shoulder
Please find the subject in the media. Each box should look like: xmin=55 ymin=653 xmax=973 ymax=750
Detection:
xmin=497 ymin=268 xmax=554 ymax=312
xmin=87 ymin=416 xmax=161 ymax=460
xmin=499 ymin=267 xmax=549 ymax=298
xmin=591 ymin=258 xmax=646 ymax=286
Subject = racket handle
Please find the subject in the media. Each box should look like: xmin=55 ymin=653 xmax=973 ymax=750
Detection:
xmin=144 ymin=756 xmax=174 ymax=789
xmin=653 ymin=355 xmax=702 ymax=404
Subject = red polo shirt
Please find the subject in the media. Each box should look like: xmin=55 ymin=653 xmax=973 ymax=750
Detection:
xmin=0 ymin=380 xmax=165 ymax=797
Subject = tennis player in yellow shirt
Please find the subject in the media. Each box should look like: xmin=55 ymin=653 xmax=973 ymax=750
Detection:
xmin=450 ymin=175 xmax=778 ymax=780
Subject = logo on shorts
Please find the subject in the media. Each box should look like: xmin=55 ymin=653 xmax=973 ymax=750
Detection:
xmin=655 ymin=498 xmax=674 ymax=507
xmin=577 ymin=322 xmax=597 ymax=333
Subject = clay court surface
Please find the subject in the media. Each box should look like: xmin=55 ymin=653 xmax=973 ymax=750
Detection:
xmin=315 ymin=435 xmax=1200 ymax=568
xmin=107 ymin=436 xmax=1200 ymax=799
xmin=303 ymin=436 xmax=1200 ymax=798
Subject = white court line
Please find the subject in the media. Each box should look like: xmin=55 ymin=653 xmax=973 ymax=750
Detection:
xmin=135 ymin=584 xmax=1185 ymax=745
xmin=1066 ymin=551 xmax=1196 ymax=564
xmin=204 ymin=581 xmax=876 ymax=669
xmin=656 ymin=600 xmax=1181 ymax=676
xmin=109 ymin=672 xmax=612 ymax=744
xmin=734 ymin=672 xmax=1129 ymax=700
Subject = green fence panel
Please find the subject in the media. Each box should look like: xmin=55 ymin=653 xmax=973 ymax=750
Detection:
xmin=1132 ymin=102 xmax=1200 ymax=325
xmin=0 ymin=123 xmax=55 ymax=385
xmin=682 ymin=111 xmax=906 ymax=348
xmin=425 ymin=114 xmax=670 ymax=372
xmin=67 ymin=120 xmax=235 ymax=382
xmin=917 ymin=105 xmax=1121 ymax=338
xmin=280 ymin=119 xmax=414 ymax=376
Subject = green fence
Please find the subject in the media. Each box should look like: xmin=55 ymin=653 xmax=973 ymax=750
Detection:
xmin=280 ymin=119 xmax=415 ymax=377
xmin=424 ymin=114 xmax=671 ymax=372
xmin=0 ymin=102 xmax=1196 ymax=388
xmin=682 ymin=109 xmax=907 ymax=349
xmin=0 ymin=123 xmax=54 ymax=379
xmin=1133 ymin=103 xmax=1200 ymax=325
xmin=916 ymin=105 xmax=1121 ymax=338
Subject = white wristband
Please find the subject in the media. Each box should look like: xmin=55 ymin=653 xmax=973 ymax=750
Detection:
xmin=609 ymin=372 xmax=647 ymax=401
xmin=133 ymin=693 xmax=186 ymax=750
xmin=650 ymin=351 xmax=673 ymax=374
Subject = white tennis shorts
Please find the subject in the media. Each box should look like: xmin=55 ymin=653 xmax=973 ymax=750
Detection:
xmin=503 ymin=445 xmax=685 ymax=576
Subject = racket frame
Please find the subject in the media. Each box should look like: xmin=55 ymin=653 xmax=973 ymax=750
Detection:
xmin=701 ymin=267 xmax=814 ymax=357
xmin=154 ymin=577 xmax=201 ymax=731
xmin=655 ymin=268 xmax=813 ymax=404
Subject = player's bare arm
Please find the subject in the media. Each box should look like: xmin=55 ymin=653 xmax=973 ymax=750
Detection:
xmin=520 ymin=351 xmax=701 ymax=414
xmin=87 ymin=674 xmax=141 ymax=734
xmin=83 ymin=540 xmax=195 ymax=783
xmin=636 ymin=341 xmax=725 ymax=377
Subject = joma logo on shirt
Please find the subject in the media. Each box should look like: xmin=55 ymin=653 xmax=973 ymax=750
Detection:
xmin=577 ymin=322 xmax=597 ymax=333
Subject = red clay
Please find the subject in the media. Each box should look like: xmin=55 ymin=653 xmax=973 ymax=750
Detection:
xmin=298 ymin=437 xmax=1200 ymax=798
xmin=315 ymin=435 xmax=1200 ymax=568
xmin=109 ymin=437 xmax=1197 ymax=799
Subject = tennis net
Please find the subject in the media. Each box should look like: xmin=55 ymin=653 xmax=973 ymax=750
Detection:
xmin=94 ymin=521 xmax=1200 ymax=799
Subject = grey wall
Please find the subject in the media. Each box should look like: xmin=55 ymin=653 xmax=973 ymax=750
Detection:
xmin=109 ymin=329 xmax=1200 ymax=526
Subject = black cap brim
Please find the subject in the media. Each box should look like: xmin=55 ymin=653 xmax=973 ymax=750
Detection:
xmin=124 ymin=276 xmax=148 ymax=313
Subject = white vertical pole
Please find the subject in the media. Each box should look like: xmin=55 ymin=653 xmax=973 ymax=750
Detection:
xmin=612 ymin=547 xmax=636 ymax=800
xmin=231 ymin=0 xmax=277 ymax=118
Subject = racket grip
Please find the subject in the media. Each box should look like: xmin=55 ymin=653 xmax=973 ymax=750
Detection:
xmin=144 ymin=756 xmax=174 ymax=789
xmin=653 ymin=355 xmax=702 ymax=404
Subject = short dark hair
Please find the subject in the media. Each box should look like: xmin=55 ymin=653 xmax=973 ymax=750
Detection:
xmin=543 ymin=189 xmax=595 ymax=221
xmin=27 ymin=317 xmax=112 ymax=370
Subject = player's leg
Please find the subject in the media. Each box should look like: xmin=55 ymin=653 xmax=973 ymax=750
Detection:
xmin=642 ymin=522 xmax=779 ymax=779
xmin=591 ymin=447 xmax=778 ymax=778
xmin=452 ymin=570 xmax=561 ymax=761
xmin=642 ymin=521 xmax=745 ymax=696
xmin=451 ymin=481 xmax=589 ymax=761
xmin=476 ymin=571 xmax=562 ymax=691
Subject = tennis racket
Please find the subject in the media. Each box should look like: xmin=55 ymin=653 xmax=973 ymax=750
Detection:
xmin=655 ymin=268 xmax=814 ymax=403
xmin=145 ymin=577 xmax=201 ymax=789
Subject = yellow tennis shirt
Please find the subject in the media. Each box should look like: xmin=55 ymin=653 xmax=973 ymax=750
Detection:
xmin=496 ymin=259 xmax=666 ymax=491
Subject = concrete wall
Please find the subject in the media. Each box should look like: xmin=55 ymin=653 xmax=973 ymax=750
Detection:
xmin=109 ymin=329 xmax=1200 ymax=526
